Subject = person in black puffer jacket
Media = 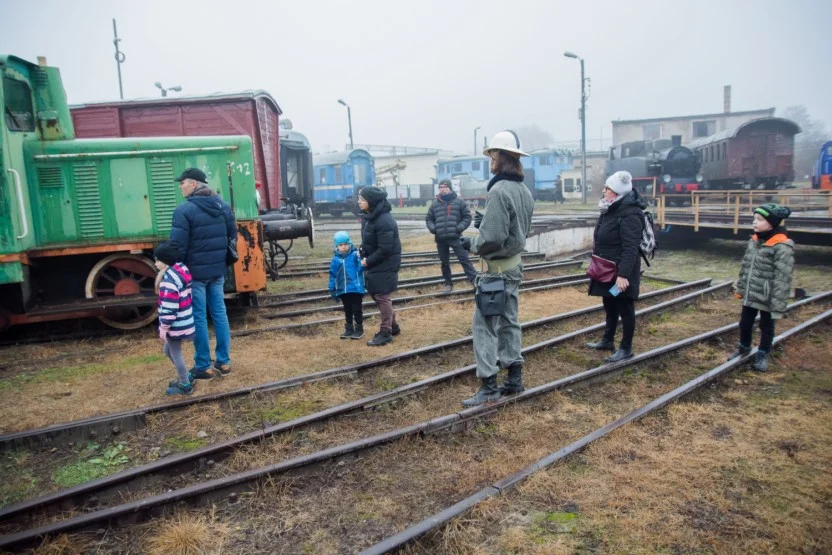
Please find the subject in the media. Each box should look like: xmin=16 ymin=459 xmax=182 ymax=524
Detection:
xmin=169 ymin=168 xmax=236 ymax=380
xmin=426 ymin=179 xmax=476 ymax=292
xmin=358 ymin=186 xmax=402 ymax=346
xmin=584 ymin=171 xmax=646 ymax=362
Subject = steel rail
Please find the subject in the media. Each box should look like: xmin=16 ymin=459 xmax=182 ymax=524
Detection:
xmin=3 ymin=285 xmax=818 ymax=550
xmin=0 ymin=281 xmax=729 ymax=525
xmin=360 ymin=303 xmax=832 ymax=555
xmin=285 ymin=251 xmax=548 ymax=272
xmin=0 ymin=279 xmax=713 ymax=454
xmin=260 ymin=277 xmax=591 ymax=320
xmin=260 ymin=271 xmax=587 ymax=310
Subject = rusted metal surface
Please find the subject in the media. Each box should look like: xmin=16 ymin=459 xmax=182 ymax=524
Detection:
xmin=360 ymin=303 xmax=832 ymax=555
xmin=3 ymin=282 xmax=799 ymax=550
xmin=232 ymin=220 xmax=266 ymax=292
xmin=0 ymin=280 xmax=713 ymax=456
xmin=25 ymin=242 xmax=156 ymax=258
xmin=0 ymin=281 xmax=726 ymax=531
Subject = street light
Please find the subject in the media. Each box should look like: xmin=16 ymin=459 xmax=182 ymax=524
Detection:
xmin=154 ymin=81 xmax=182 ymax=97
xmin=473 ymin=126 xmax=481 ymax=156
xmin=564 ymin=51 xmax=587 ymax=204
xmin=338 ymin=98 xmax=354 ymax=150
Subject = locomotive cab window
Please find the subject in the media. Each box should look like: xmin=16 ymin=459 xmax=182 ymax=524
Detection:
xmin=3 ymin=77 xmax=35 ymax=132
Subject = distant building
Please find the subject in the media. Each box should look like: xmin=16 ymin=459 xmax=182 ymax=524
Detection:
xmin=355 ymin=144 xmax=453 ymax=206
xmin=571 ymin=150 xmax=608 ymax=193
xmin=611 ymin=108 xmax=775 ymax=146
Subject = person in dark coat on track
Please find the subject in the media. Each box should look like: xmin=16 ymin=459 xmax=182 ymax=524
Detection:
xmin=426 ymin=178 xmax=477 ymax=293
xmin=169 ymin=168 xmax=236 ymax=381
xmin=584 ymin=171 xmax=646 ymax=363
xmin=358 ymin=186 xmax=402 ymax=346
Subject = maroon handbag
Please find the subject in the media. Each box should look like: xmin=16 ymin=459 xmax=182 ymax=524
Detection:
xmin=586 ymin=254 xmax=617 ymax=283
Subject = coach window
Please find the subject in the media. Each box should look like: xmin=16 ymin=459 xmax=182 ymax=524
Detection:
xmin=453 ymin=163 xmax=462 ymax=173
xmin=318 ymin=168 xmax=326 ymax=184
xmin=334 ymin=166 xmax=342 ymax=183
xmin=472 ymin=161 xmax=480 ymax=172
xmin=722 ymin=143 xmax=727 ymax=159
xmin=710 ymin=146 xmax=714 ymax=162
xmin=3 ymin=77 xmax=35 ymax=132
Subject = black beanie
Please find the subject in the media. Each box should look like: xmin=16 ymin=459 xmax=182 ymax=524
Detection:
xmin=154 ymin=241 xmax=183 ymax=266
xmin=754 ymin=203 xmax=792 ymax=228
xmin=359 ymin=186 xmax=387 ymax=209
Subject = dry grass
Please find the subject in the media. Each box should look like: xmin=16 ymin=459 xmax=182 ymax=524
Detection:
xmin=144 ymin=509 xmax=229 ymax=555
xmin=31 ymin=534 xmax=92 ymax=555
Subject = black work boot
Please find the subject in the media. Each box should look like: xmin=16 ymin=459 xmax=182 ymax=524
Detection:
xmin=462 ymin=375 xmax=502 ymax=407
xmin=367 ymin=330 xmax=393 ymax=347
xmin=605 ymin=347 xmax=634 ymax=363
xmin=340 ymin=324 xmax=354 ymax=339
xmin=752 ymin=351 xmax=769 ymax=372
xmin=585 ymin=337 xmax=616 ymax=351
xmin=391 ymin=323 xmax=401 ymax=336
xmin=350 ymin=323 xmax=364 ymax=340
xmin=499 ymin=364 xmax=525 ymax=395
xmin=727 ymin=344 xmax=751 ymax=361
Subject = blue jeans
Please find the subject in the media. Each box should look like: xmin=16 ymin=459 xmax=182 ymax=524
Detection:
xmin=191 ymin=276 xmax=231 ymax=370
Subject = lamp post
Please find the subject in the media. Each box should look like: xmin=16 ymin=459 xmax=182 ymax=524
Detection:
xmin=338 ymin=98 xmax=354 ymax=150
xmin=473 ymin=126 xmax=481 ymax=155
xmin=154 ymin=82 xmax=182 ymax=97
xmin=564 ymin=51 xmax=587 ymax=204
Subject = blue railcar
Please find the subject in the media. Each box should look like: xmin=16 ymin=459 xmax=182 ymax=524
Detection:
xmin=523 ymin=149 xmax=573 ymax=200
xmin=812 ymin=140 xmax=832 ymax=190
xmin=312 ymin=149 xmax=375 ymax=217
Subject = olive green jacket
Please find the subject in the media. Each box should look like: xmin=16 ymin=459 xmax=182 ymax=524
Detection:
xmin=736 ymin=233 xmax=795 ymax=318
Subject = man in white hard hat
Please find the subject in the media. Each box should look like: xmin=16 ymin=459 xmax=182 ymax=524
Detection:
xmin=459 ymin=130 xmax=535 ymax=407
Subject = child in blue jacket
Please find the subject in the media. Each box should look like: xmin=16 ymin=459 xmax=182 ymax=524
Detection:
xmin=328 ymin=231 xmax=366 ymax=339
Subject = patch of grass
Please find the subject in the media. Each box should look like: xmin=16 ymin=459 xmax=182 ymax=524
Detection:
xmin=529 ymin=510 xmax=579 ymax=542
xmin=374 ymin=375 xmax=400 ymax=391
xmin=164 ymin=436 xmax=208 ymax=452
xmin=474 ymin=422 xmax=498 ymax=436
xmin=260 ymin=399 xmax=322 ymax=424
xmin=52 ymin=443 xmax=130 ymax=487
xmin=145 ymin=510 xmax=228 ymax=555
xmin=0 ymin=463 xmax=38 ymax=507
xmin=0 ymin=354 xmax=166 ymax=393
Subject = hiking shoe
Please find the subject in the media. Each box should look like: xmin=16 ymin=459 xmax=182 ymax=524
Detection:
xmin=605 ymin=348 xmax=634 ymax=363
xmin=585 ymin=338 xmax=616 ymax=351
xmin=350 ymin=324 xmax=365 ymax=340
xmin=367 ymin=331 xmax=393 ymax=346
xmin=727 ymin=345 xmax=751 ymax=361
xmin=752 ymin=351 xmax=769 ymax=372
xmin=189 ymin=367 xmax=215 ymax=381
xmin=391 ymin=323 xmax=401 ymax=336
xmin=340 ymin=325 xmax=355 ymax=339
xmin=166 ymin=381 xmax=194 ymax=396
xmin=213 ymin=362 xmax=232 ymax=377
xmin=440 ymin=284 xmax=453 ymax=294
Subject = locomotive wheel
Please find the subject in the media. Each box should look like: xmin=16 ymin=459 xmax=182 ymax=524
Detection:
xmin=84 ymin=253 xmax=158 ymax=330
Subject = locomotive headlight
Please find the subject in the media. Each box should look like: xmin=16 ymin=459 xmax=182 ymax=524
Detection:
xmin=662 ymin=174 xmax=672 ymax=184
xmin=695 ymin=174 xmax=704 ymax=183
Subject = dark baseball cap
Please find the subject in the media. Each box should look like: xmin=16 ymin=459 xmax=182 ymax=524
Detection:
xmin=174 ymin=168 xmax=207 ymax=183
xmin=438 ymin=179 xmax=452 ymax=187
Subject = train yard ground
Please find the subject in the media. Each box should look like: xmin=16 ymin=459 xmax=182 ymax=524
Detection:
xmin=0 ymin=228 xmax=830 ymax=554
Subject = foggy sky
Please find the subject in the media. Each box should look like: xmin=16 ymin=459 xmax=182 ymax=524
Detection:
xmin=1 ymin=0 xmax=828 ymax=155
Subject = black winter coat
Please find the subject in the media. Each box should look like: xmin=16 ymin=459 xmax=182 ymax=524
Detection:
xmin=360 ymin=199 xmax=402 ymax=294
xmin=425 ymin=192 xmax=472 ymax=243
xmin=169 ymin=188 xmax=236 ymax=281
xmin=588 ymin=190 xmax=646 ymax=299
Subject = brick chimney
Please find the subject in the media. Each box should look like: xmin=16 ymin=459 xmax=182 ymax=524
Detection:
xmin=723 ymin=85 xmax=731 ymax=114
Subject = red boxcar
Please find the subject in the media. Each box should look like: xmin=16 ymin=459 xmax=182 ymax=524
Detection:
xmin=688 ymin=117 xmax=801 ymax=189
xmin=70 ymin=91 xmax=284 ymax=210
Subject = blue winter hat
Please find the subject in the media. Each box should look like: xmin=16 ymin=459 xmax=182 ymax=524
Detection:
xmin=333 ymin=231 xmax=352 ymax=246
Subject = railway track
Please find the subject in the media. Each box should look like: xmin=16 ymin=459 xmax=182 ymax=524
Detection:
xmin=0 ymin=287 xmax=827 ymax=551
xmin=361 ymin=306 xmax=832 ymax=554
xmin=0 ymin=279 xmax=710 ymax=451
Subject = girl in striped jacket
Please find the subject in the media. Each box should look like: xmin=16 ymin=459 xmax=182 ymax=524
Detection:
xmin=154 ymin=241 xmax=196 ymax=396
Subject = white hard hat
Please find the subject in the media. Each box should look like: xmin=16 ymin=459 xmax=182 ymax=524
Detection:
xmin=483 ymin=130 xmax=530 ymax=158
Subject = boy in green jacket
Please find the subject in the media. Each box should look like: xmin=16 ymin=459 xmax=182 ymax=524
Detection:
xmin=730 ymin=203 xmax=795 ymax=372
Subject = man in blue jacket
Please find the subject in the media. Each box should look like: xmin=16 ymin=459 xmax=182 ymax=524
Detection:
xmin=169 ymin=168 xmax=236 ymax=381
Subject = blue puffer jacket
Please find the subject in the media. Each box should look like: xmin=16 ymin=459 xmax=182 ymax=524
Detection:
xmin=329 ymin=245 xmax=365 ymax=297
xmin=169 ymin=187 xmax=236 ymax=281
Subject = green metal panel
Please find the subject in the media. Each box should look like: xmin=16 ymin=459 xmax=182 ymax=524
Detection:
xmin=72 ymin=162 xmax=104 ymax=239
xmin=0 ymin=261 xmax=23 ymax=283
xmin=148 ymin=158 xmax=178 ymax=235
xmin=34 ymin=164 xmax=76 ymax=243
xmin=109 ymin=158 xmax=152 ymax=237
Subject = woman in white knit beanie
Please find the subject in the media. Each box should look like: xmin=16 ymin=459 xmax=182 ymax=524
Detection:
xmin=585 ymin=169 xmax=647 ymax=362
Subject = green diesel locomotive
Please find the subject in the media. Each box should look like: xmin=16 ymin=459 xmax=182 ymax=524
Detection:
xmin=0 ymin=55 xmax=266 ymax=331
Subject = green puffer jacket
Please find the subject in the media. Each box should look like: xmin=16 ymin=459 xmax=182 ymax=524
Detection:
xmin=736 ymin=232 xmax=795 ymax=318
